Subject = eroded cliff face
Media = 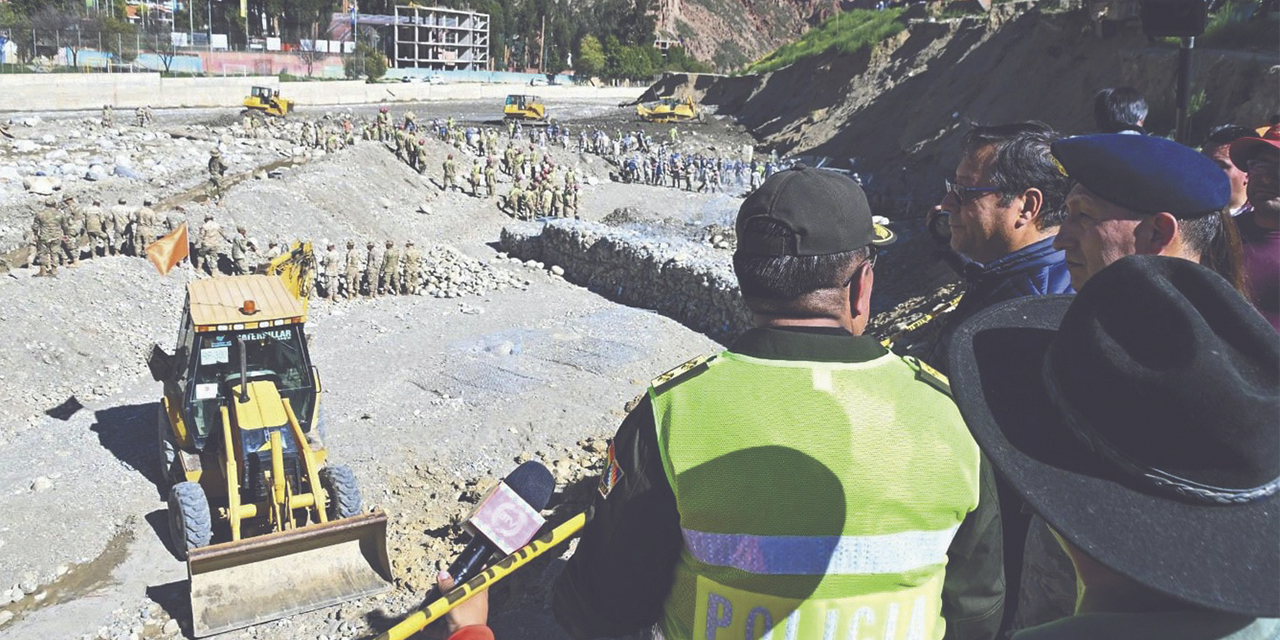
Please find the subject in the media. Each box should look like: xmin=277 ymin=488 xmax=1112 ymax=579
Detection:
xmin=654 ymin=0 xmax=844 ymax=69
xmin=650 ymin=4 xmax=1280 ymax=213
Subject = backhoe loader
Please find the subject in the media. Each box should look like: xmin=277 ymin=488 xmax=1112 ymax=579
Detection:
xmin=148 ymin=249 xmax=391 ymax=637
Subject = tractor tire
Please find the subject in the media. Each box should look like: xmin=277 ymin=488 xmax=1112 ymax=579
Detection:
xmin=156 ymin=406 xmax=178 ymax=491
xmin=168 ymin=481 xmax=212 ymax=561
xmin=320 ymin=465 xmax=362 ymax=520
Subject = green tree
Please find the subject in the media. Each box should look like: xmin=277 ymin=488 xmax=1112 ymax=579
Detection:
xmin=576 ymin=34 xmax=605 ymax=79
xmin=344 ymin=41 xmax=386 ymax=80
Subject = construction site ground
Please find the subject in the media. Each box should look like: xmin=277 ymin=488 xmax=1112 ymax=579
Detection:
xmin=0 ymin=96 xmax=814 ymax=640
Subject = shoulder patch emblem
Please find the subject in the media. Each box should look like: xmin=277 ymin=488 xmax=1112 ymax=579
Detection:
xmin=903 ymin=356 xmax=952 ymax=396
xmin=598 ymin=441 xmax=624 ymax=499
xmin=650 ymin=353 xmax=716 ymax=395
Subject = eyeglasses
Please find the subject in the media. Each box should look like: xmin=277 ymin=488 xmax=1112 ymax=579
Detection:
xmin=945 ymin=179 xmax=999 ymax=204
xmin=843 ymin=246 xmax=878 ymax=288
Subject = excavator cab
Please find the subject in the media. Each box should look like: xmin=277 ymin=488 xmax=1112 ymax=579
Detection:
xmin=151 ymin=272 xmax=391 ymax=637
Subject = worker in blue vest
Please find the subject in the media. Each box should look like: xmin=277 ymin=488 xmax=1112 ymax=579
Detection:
xmin=552 ymin=166 xmax=1005 ymax=640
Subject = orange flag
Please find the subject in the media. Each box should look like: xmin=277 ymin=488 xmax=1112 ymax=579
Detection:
xmin=146 ymin=223 xmax=190 ymax=276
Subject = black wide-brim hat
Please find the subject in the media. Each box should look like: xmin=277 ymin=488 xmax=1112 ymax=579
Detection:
xmin=947 ymin=255 xmax=1280 ymax=617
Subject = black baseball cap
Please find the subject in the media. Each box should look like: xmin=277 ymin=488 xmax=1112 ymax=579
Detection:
xmin=736 ymin=166 xmax=894 ymax=257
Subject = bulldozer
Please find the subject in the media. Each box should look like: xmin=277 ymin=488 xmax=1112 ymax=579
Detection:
xmin=503 ymin=94 xmax=548 ymax=122
xmin=148 ymin=245 xmax=391 ymax=637
xmin=243 ymin=86 xmax=293 ymax=117
xmin=636 ymin=96 xmax=704 ymax=123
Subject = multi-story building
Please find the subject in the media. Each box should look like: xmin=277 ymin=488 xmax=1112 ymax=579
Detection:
xmin=393 ymin=5 xmax=489 ymax=71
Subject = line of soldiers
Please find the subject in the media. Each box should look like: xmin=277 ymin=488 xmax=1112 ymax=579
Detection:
xmin=317 ymin=239 xmax=424 ymax=301
xmin=195 ymin=214 xmax=257 ymax=277
xmin=100 ymin=104 xmax=153 ymax=128
xmin=299 ymin=116 xmax=358 ymax=153
xmin=29 ymin=194 xmax=172 ymax=276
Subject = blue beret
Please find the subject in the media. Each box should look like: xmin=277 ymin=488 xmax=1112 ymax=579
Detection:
xmin=1051 ymin=134 xmax=1230 ymax=217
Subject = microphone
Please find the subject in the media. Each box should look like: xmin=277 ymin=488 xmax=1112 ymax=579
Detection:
xmin=429 ymin=461 xmax=555 ymax=599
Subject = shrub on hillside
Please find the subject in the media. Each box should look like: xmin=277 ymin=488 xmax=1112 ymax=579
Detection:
xmin=747 ymin=8 xmax=905 ymax=74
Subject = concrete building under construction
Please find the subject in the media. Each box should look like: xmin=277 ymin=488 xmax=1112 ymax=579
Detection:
xmin=393 ymin=5 xmax=489 ymax=71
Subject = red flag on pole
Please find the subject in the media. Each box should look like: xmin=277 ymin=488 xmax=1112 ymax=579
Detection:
xmin=146 ymin=222 xmax=189 ymax=276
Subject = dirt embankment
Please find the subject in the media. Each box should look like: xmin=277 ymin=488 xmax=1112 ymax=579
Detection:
xmin=656 ymin=5 xmax=1280 ymax=217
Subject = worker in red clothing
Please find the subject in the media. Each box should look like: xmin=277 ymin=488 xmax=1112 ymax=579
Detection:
xmin=438 ymin=571 xmax=493 ymax=640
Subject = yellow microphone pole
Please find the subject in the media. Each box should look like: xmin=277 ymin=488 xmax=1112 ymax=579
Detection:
xmin=374 ymin=512 xmax=588 ymax=640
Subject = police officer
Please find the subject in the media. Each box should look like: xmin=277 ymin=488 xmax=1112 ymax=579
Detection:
xmin=553 ymin=167 xmax=1004 ymax=640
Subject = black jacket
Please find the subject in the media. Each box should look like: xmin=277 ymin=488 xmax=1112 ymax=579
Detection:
xmin=553 ymin=326 xmax=1006 ymax=640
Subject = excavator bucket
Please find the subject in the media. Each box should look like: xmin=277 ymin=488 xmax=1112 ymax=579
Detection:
xmin=188 ymin=511 xmax=393 ymax=638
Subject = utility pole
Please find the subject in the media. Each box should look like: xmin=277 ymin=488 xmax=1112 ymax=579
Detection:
xmin=539 ymin=15 xmax=545 ymax=73
xmin=209 ymin=0 xmax=214 ymax=54
xmin=1174 ymin=36 xmax=1195 ymax=144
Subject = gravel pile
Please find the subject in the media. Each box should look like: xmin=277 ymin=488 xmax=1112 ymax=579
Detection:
xmin=417 ymin=243 xmax=530 ymax=298
xmin=501 ymin=218 xmax=753 ymax=342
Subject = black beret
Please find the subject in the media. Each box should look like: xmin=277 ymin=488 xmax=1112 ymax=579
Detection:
xmin=1051 ymin=134 xmax=1230 ymax=217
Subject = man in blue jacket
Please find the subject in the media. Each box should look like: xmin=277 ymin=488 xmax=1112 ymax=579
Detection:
xmin=927 ymin=121 xmax=1074 ymax=373
xmin=926 ymin=121 xmax=1074 ymax=635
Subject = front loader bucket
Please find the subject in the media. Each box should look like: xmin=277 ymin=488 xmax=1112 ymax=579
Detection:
xmin=188 ymin=511 xmax=393 ymax=637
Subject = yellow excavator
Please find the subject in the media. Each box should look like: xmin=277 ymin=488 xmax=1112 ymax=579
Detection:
xmin=148 ymin=243 xmax=391 ymax=637
xmin=243 ymin=86 xmax=293 ymax=117
xmin=637 ymin=96 xmax=704 ymax=123
xmin=503 ymin=94 xmax=548 ymax=122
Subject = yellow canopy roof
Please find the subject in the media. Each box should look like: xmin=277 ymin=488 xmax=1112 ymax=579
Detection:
xmin=188 ymin=275 xmax=305 ymax=327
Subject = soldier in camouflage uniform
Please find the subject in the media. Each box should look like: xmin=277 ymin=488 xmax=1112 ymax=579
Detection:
xmin=344 ymin=240 xmax=362 ymax=300
xmin=60 ymin=195 xmax=84 ymax=265
xmin=484 ymin=159 xmax=497 ymax=198
xmin=401 ymin=240 xmax=421 ymax=295
xmin=208 ymin=149 xmax=228 ymax=203
xmin=107 ymin=197 xmax=128 ymax=256
xmin=320 ymin=240 xmax=340 ymax=302
xmin=33 ymin=197 xmax=63 ymax=277
xmin=230 ymin=225 xmax=252 ymax=275
xmin=470 ymin=160 xmax=483 ymax=198
xmin=395 ymin=128 xmax=407 ymax=161
xmin=363 ymin=241 xmax=380 ymax=299
xmin=376 ymin=107 xmax=391 ymax=141
xmin=133 ymin=197 xmax=158 ymax=256
xmin=196 ymin=213 xmax=224 ymax=276
xmin=507 ymin=181 xmax=524 ymax=217
xmin=442 ymin=154 xmax=457 ymax=191
xmin=406 ymin=136 xmax=421 ymax=173
xmin=84 ymin=198 xmax=107 ymax=258
xmin=379 ymin=240 xmax=400 ymax=296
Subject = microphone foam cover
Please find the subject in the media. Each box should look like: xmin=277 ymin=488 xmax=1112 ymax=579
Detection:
xmin=503 ymin=460 xmax=555 ymax=511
